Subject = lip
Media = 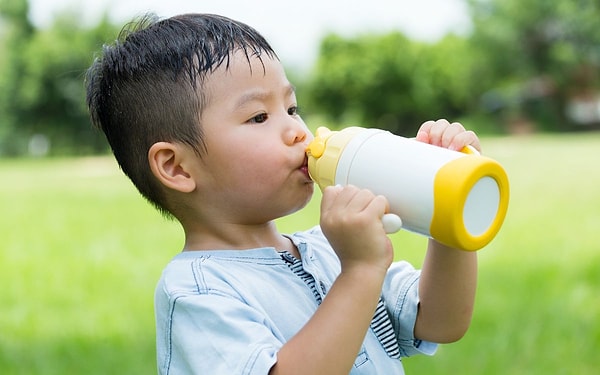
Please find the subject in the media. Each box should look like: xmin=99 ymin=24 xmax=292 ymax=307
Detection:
xmin=299 ymin=155 xmax=312 ymax=181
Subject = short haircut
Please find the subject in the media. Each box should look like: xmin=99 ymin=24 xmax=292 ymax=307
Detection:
xmin=85 ymin=13 xmax=277 ymax=217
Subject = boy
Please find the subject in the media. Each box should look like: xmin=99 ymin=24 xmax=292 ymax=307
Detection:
xmin=86 ymin=13 xmax=479 ymax=375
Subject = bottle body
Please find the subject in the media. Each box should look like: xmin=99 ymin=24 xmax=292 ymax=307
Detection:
xmin=307 ymin=127 xmax=509 ymax=251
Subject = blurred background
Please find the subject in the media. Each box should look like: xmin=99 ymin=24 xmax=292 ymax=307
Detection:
xmin=1 ymin=0 xmax=599 ymax=374
xmin=1 ymin=0 xmax=599 ymax=156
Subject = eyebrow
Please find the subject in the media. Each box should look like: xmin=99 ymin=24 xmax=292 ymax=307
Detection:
xmin=235 ymin=84 xmax=296 ymax=108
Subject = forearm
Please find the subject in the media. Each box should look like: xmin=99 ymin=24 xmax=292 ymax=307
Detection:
xmin=414 ymin=239 xmax=478 ymax=343
xmin=270 ymin=266 xmax=385 ymax=375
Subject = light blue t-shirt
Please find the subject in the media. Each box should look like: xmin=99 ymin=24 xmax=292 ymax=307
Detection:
xmin=155 ymin=226 xmax=437 ymax=374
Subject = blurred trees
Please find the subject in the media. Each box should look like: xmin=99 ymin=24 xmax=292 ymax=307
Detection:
xmin=305 ymin=32 xmax=483 ymax=136
xmin=0 ymin=0 xmax=117 ymax=156
xmin=0 ymin=0 xmax=33 ymax=154
xmin=306 ymin=0 xmax=600 ymax=135
xmin=0 ymin=0 xmax=599 ymax=156
xmin=467 ymin=0 xmax=600 ymax=132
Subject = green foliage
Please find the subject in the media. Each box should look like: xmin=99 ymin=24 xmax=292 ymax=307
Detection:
xmin=0 ymin=0 xmax=33 ymax=149
xmin=0 ymin=0 xmax=31 ymax=33
xmin=469 ymin=0 xmax=600 ymax=75
xmin=2 ymin=133 xmax=600 ymax=373
xmin=0 ymin=5 xmax=118 ymax=156
xmin=17 ymin=15 xmax=116 ymax=154
xmin=305 ymin=0 xmax=600 ymax=135
xmin=467 ymin=0 xmax=600 ymax=131
xmin=305 ymin=30 xmax=494 ymax=136
xmin=2 ymin=0 xmax=600 ymax=156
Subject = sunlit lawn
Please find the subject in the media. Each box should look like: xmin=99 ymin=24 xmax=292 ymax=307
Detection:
xmin=1 ymin=132 xmax=599 ymax=374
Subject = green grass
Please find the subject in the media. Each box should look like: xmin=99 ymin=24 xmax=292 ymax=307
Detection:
xmin=2 ymin=132 xmax=599 ymax=374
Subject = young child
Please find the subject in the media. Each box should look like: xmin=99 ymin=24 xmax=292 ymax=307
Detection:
xmin=86 ymin=13 xmax=479 ymax=375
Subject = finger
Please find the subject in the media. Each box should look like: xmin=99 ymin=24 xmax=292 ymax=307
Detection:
xmin=363 ymin=194 xmax=390 ymax=221
xmin=322 ymin=185 xmax=367 ymax=216
xmin=320 ymin=184 xmax=343 ymax=212
xmin=416 ymin=120 xmax=435 ymax=143
xmin=415 ymin=129 xmax=429 ymax=143
xmin=449 ymin=130 xmax=481 ymax=153
xmin=440 ymin=122 xmax=467 ymax=150
xmin=345 ymin=188 xmax=380 ymax=214
xmin=423 ymin=119 xmax=451 ymax=147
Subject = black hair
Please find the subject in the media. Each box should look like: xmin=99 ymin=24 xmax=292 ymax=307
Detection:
xmin=85 ymin=13 xmax=277 ymax=218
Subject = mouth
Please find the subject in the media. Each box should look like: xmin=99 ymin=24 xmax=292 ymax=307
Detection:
xmin=299 ymin=155 xmax=312 ymax=181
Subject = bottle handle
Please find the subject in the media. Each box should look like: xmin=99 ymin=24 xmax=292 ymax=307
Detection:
xmin=382 ymin=213 xmax=403 ymax=234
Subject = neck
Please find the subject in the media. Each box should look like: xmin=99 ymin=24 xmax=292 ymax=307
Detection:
xmin=182 ymin=219 xmax=294 ymax=253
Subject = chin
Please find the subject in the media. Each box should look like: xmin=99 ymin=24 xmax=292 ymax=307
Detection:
xmin=288 ymin=185 xmax=315 ymax=215
xmin=299 ymin=185 xmax=315 ymax=209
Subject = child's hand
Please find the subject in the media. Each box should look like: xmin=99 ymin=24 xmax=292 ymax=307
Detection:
xmin=415 ymin=119 xmax=481 ymax=153
xmin=320 ymin=185 xmax=394 ymax=274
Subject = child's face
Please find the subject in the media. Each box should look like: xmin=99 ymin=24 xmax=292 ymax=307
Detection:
xmin=191 ymin=51 xmax=314 ymax=223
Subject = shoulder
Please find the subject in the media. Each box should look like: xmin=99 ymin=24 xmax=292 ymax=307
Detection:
xmin=155 ymin=249 xmax=285 ymax=300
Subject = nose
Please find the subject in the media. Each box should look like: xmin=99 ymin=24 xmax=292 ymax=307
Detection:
xmin=285 ymin=120 xmax=311 ymax=146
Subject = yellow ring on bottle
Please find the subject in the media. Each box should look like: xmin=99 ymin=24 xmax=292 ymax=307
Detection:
xmin=307 ymin=127 xmax=364 ymax=189
xmin=430 ymin=156 xmax=509 ymax=251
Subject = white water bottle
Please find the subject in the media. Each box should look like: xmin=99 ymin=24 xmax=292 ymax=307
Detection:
xmin=306 ymin=126 xmax=509 ymax=251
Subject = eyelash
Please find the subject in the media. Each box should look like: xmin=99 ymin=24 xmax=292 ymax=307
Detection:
xmin=289 ymin=106 xmax=300 ymax=116
xmin=249 ymin=113 xmax=268 ymax=124
xmin=247 ymin=106 xmax=300 ymax=124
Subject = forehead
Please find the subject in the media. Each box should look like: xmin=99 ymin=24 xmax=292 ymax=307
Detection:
xmin=202 ymin=51 xmax=288 ymax=104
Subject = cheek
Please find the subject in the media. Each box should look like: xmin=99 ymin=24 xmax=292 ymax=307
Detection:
xmin=219 ymin=147 xmax=280 ymax=183
xmin=239 ymin=153 xmax=283 ymax=181
xmin=204 ymin=131 xmax=286 ymax=184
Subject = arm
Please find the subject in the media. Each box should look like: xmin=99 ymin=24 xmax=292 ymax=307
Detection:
xmin=415 ymin=240 xmax=477 ymax=342
xmin=271 ymin=186 xmax=393 ymax=375
xmin=413 ymin=119 xmax=480 ymax=343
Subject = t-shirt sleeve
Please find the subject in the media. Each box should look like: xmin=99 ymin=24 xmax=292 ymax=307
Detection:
xmin=156 ymin=291 xmax=280 ymax=375
xmin=382 ymin=261 xmax=438 ymax=357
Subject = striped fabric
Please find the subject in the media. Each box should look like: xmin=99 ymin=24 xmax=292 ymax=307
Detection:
xmin=370 ymin=298 xmax=401 ymax=358
xmin=280 ymin=251 xmax=323 ymax=304
xmin=280 ymin=251 xmax=400 ymax=359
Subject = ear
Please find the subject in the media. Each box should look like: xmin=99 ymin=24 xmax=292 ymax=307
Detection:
xmin=148 ymin=142 xmax=196 ymax=193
